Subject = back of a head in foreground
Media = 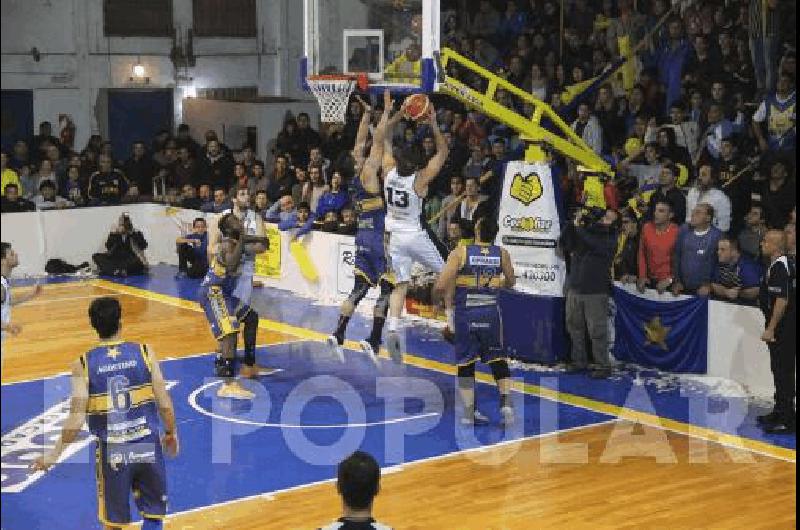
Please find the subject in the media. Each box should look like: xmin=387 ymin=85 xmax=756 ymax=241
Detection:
xmin=337 ymin=451 xmax=380 ymax=510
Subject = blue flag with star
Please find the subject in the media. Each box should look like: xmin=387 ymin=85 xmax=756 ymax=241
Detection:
xmin=613 ymin=285 xmax=708 ymax=373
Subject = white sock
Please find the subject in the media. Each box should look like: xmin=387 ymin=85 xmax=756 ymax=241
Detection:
xmin=446 ymin=308 xmax=454 ymax=330
xmin=388 ymin=317 xmax=399 ymax=332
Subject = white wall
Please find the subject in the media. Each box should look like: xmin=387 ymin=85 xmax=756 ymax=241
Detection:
xmin=0 ymin=207 xmax=778 ymax=399
xmin=0 ymin=0 xmax=312 ymax=150
xmin=182 ymin=98 xmax=320 ymax=163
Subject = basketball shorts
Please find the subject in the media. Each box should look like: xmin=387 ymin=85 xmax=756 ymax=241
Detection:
xmin=454 ymin=305 xmax=506 ymax=366
xmin=198 ymin=281 xmax=240 ymax=340
xmin=95 ymin=439 xmax=167 ymax=526
xmin=386 ymin=230 xmax=446 ymax=283
xmin=232 ymin=260 xmax=254 ymax=318
xmin=354 ymin=230 xmax=391 ymax=286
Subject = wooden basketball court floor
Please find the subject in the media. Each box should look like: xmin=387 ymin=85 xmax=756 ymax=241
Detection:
xmin=1 ymin=277 xmax=796 ymax=529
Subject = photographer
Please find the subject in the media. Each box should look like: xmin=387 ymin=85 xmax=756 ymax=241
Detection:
xmin=175 ymin=217 xmax=209 ymax=279
xmin=560 ymin=207 xmax=620 ymax=378
xmin=92 ymin=213 xmax=148 ymax=277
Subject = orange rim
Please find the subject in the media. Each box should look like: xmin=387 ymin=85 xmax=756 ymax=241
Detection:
xmin=307 ymin=73 xmax=369 ymax=92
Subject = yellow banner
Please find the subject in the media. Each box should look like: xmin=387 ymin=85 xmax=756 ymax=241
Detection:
xmin=254 ymin=226 xmax=282 ymax=278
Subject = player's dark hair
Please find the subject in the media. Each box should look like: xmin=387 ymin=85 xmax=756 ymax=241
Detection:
xmin=218 ymin=212 xmax=239 ymax=238
xmin=477 ymin=216 xmax=500 ymax=243
xmin=337 ymin=451 xmax=380 ymax=510
xmin=88 ymin=297 xmax=122 ymax=339
xmin=394 ymin=145 xmax=424 ymax=177
xmin=1 ymin=242 xmax=11 ymax=260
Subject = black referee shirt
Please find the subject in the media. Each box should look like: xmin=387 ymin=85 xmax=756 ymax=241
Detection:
xmin=759 ymin=255 xmax=796 ymax=327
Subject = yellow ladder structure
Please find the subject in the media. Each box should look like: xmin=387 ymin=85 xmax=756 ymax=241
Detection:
xmin=436 ymin=48 xmax=613 ymax=176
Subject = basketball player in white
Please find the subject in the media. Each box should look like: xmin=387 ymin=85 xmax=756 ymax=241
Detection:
xmin=208 ymin=186 xmax=269 ymax=378
xmin=1 ymin=242 xmax=43 ymax=343
xmin=382 ymin=99 xmax=450 ymax=361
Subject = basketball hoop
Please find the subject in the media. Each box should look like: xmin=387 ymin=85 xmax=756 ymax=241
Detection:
xmin=307 ymin=74 xmax=368 ymax=123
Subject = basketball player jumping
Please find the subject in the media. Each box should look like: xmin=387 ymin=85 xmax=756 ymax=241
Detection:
xmin=1 ymin=242 xmax=43 ymax=343
xmin=327 ymin=90 xmax=397 ymax=362
xmin=382 ymin=99 xmax=450 ymax=362
xmin=210 ymin=186 xmax=269 ymax=379
xmin=199 ymin=213 xmax=264 ymax=399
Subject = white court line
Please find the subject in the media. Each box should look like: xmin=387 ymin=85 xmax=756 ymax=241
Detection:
xmin=20 ymin=294 xmax=115 ymax=306
xmin=164 ymin=418 xmax=620 ymax=520
xmin=188 ymin=378 xmax=441 ymax=429
xmin=0 ymin=339 xmax=306 ymax=387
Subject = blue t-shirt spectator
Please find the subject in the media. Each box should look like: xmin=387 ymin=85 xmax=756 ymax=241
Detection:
xmin=184 ymin=232 xmax=208 ymax=261
xmin=673 ymin=224 xmax=723 ymax=291
xmin=315 ymin=190 xmax=349 ymax=219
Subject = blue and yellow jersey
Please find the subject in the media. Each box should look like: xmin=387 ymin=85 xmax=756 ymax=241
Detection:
xmin=455 ymin=243 xmax=506 ymax=308
xmin=201 ymin=238 xmax=239 ymax=288
xmin=82 ymin=341 xmax=160 ymax=444
xmin=352 ymin=175 xmax=386 ymax=234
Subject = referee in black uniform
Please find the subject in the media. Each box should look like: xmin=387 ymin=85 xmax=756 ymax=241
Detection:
xmin=757 ymin=230 xmax=796 ymax=435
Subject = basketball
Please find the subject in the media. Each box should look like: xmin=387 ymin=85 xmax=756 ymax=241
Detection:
xmin=403 ymin=93 xmax=431 ymax=121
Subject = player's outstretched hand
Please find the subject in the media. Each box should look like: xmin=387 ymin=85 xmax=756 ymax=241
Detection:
xmin=162 ymin=432 xmax=180 ymax=458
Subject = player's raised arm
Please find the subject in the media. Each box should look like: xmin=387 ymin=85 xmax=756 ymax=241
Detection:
xmin=30 ymin=359 xmax=89 ymax=471
xmin=144 ymin=346 xmax=179 ymax=457
xmin=414 ymin=103 xmax=449 ymax=197
xmin=352 ymin=96 xmax=372 ymax=167
xmin=382 ymin=97 xmax=407 ymax=173
xmin=361 ymin=90 xmax=394 ymax=194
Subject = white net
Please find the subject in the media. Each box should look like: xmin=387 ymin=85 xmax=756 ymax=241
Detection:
xmin=307 ymin=77 xmax=357 ymax=123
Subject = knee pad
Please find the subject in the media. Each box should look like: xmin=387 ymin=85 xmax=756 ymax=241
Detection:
xmin=490 ymin=360 xmax=510 ymax=381
xmin=457 ymin=362 xmax=476 ymax=379
xmin=215 ymin=355 xmax=235 ymax=378
xmin=347 ymin=276 xmax=371 ymax=307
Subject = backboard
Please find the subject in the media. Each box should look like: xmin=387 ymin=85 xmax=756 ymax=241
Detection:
xmin=302 ymin=0 xmax=440 ymax=94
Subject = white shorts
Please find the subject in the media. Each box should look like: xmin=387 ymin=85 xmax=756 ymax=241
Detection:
xmin=233 ymin=260 xmax=255 ymax=306
xmin=387 ymin=230 xmax=445 ymax=283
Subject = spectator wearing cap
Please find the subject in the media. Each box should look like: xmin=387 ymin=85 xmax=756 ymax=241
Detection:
xmin=318 ymin=451 xmax=390 ymax=530
xmin=711 ymin=237 xmax=761 ymax=303
xmin=32 ymin=180 xmax=73 ymax=210
xmin=686 ymin=164 xmax=732 ymax=233
xmin=1 ymin=183 xmax=35 ymax=213
xmin=752 ymin=71 xmax=796 ymax=154
xmin=1 ymin=151 xmax=20 ymax=196
xmin=672 ymin=203 xmax=723 ymax=297
xmin=646 ymin=163 xmax=686 ymax=226
xmin=637 ymin=199 xmax=680 ymax=294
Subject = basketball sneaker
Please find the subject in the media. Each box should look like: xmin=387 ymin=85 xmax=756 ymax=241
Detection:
xmin=359 ymin=340 xmax=380 ymax=365
xmin=385 ymin=331 xmax=404 ymax=364
xmin=326 ymin=335 xmax=345 ymax=363
xmin=461 ymin=410 xmax=490 ymax=426
xmin=500 ymin=405 xmax=515 ymax=426
xmin=217 ymin=381 xmax=255 ymax=400
xmin=239 ymin=364 xmax=274 ymax=379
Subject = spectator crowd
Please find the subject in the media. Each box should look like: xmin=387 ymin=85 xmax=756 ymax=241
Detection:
xmin=1 ymin=0 xmax=795 ymax=309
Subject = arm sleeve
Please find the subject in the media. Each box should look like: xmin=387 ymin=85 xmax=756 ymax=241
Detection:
xmin=767 ymin=262 xmax=790 ymax=299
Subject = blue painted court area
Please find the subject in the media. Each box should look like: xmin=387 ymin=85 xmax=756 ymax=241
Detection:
xmin=2 ymin=342 xmax=612 ymax=529
xmin=112 ymin=265 xmax=796 ymax=451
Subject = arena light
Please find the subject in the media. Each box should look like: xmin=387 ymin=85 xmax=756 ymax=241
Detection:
xmin=132 ymin=61 xmax=146 ymax=78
